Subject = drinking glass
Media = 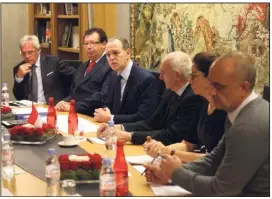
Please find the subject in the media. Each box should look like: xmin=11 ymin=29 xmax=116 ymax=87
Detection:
xmin=61 ymin=179 xmax=76 ymax=196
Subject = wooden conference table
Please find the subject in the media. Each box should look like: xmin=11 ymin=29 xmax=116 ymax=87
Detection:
xmin=1 ymin=105 xmax=155 ymax=196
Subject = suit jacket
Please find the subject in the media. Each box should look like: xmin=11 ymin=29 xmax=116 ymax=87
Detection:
xmin=123 ymin=85 xmax=205 ymax=145
xmin=13 ymin=55 xmax=76 ymax=104
xmin=105 ymin=62 xmax=159 ymax=124
xmin=64 ymin=54 xmax=112 ymax=116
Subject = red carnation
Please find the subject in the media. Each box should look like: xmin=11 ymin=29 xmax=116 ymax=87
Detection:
xmin=90 ymin=154 xmax=102 ymax=169
xmin=35 ymin=128 xmax=44 ymax=136
xmin=59 ymin=160 xmax=70 ymax=171
xmin=59 ymin=154 xmax=69 ymax=162
xmin=81 ymin=161 xmax=92 ymax=170
xmin=25 ymin=127 xmax=35 ymax=136
xmin=1 ymin=106 xmax=11 ymax=114
xmin=70 ymin=161 xmax=79 ymax=171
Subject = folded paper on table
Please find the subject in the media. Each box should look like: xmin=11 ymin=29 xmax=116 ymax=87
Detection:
xmin=132 ymin=165 xmax=146 ymax=174
xmin=15 ymin=166 xmax=26 ymax=175
xmin=87 ymin=137 xmax=105 ymax=144
xmin=12 ymin=107 xmax=48 ymax=120
xmin=57 ymin=115 xmax=99 ymax=134
xmin=150 ymin=182 xmax=191 ymax=196
xmin=126 ymin=155 xmax=153 ymax=165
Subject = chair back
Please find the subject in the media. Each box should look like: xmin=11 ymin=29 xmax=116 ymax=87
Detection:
xmin=263 ymin=84 xmax=270 ymax=102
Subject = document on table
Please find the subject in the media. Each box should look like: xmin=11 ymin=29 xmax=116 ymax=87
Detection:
xmin=132 ymin=165 xmax=191 ymax=196
xmin=57 ymin=115 xmax=99 ymax=134
xmin=87 ymin=137 xmax=105 ymax=144
xmin=125 ymin=155 xmax=153 ymax=165
xmin=150 ymin=183 xmax=191 ymax=196
xmin=11 ymin=107 xmax=48 ymax=115
xmin=1 ymin=188 xmax=13 ymax=196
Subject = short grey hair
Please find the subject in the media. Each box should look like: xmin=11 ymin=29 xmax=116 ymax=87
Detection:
xmin=162 ymin=51 xmax=192 ymax=80
xmin=19 ymin=35 xmax=40 ymax=49
xmin=108 ymin=37 xmax=130 ymax=50
xmin=218 ymin=51 xmax=256 ymax=91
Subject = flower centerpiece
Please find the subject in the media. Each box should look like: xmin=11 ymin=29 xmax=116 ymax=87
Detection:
xmin=8 ymin=123 xmax=56 ymax=142
xmin=59 ymin=153 xmax=103 ymax=181
xmin=1 ymin=106 xmax=15 ymax=120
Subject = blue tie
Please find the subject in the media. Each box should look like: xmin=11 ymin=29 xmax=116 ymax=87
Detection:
xmin=112 ymin=75 xmax=122 ymax=114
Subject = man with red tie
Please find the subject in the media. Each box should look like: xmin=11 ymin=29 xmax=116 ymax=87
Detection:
xmin=55 ymin=27 xmax=112 ymax=116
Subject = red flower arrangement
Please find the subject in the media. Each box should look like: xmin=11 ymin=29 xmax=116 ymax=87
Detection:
xmin=59 ymin=153 xmax=103 ymax=181
xmin=1 ymin=106 xmax=11 ymax=114
xmin=8 ymin=123 xmax=56 ymax=142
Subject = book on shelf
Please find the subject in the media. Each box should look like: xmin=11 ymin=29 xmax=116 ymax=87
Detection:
xmin=65 ymin=3 xmax=73 ymax=15
xmin=45 ymin=21 xmax=51 ymax=43
xmin=34 ymin=21 xmax=46 ymax=43
xmin=39 ymin=3 xmax=50 ymax=15
xmin=72 ymin=26 xmax=80 ymax=49
xmin=61 ymin=23 xmax=72 ymax=48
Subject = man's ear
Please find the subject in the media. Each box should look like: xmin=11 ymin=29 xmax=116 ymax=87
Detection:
xmin=126 ymin=48 xmax=131 ymax=56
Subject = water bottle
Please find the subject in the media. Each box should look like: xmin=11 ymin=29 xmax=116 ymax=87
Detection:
xmin=47 ymin=97 xmax=57 ymax=128
xmin=105 ymin=120 xmax=117 ymax=161
xmin=114 ymin=141 xmax=128 ymax=196
xmin=68 ymin=99 xmax=78 ymax=135
xmin=100 ymin=158 xmax=116 ymax=196
xmin=45 ymin=148 xmax=61 ymax=196
xmin=1 ymin=83 xmax=10 ymax=107
xmin=2 ymin=134 xmax=15 ymax=181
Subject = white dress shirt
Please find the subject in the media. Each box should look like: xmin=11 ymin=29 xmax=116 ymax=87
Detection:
xmin=15 ymin=54 xmax=46 ymax=103
xmin=119 ymin=60 xmax=133 ymax=101
xmin=228 ymin=91 xmax=259 ymax=124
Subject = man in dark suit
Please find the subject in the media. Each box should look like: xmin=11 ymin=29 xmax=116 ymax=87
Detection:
xmin=55 ymin=27 xmax=112 ymax=115
xmin=97 ymin=51 xmax=205 ymax=145
xmin=94 ymin=37 xmax=159 ymax=124
xmin=13 ymin=35 xmax=76 ymax=104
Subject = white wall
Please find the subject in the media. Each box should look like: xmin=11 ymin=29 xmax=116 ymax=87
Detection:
xmin=2 ymin=4 xmax=29 ymax=100
xmin=116 ymin=4 xmax=130 ymax=41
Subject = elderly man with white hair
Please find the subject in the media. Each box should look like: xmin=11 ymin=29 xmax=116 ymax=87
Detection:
xmin=97 ymin=51 xmax=205 ymax=145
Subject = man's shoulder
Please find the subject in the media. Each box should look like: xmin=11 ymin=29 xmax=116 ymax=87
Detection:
xmin=132 ymin=62 xmax=155 ymax=81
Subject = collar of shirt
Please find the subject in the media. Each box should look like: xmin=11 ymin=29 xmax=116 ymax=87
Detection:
xmin=35 ymin=54 xmax=41 ymax=68
xmin=175 ymin=82 xmax=189 ymax=97
xmin=89 ymin=52 xmax=106 ymax=64
xmin=119 ymin=60 xmax=133 ymax=81
xmin=228 ymin=91 xmax=259 ymax=124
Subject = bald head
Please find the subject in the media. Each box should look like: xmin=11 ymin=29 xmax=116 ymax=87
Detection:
xmin=212 ymin=52 xmax=256 ymax=91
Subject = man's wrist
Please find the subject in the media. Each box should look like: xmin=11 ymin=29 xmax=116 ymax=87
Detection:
xmin=14 ymin=74 xmax=24 ymax=83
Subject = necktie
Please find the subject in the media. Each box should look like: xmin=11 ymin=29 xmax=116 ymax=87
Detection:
xmin=84 ymin=61 xmax=96 ymax=76
xmin=112 ymin=75 xmax=122 ymax=114
xmin=29 ymin=65 xmax=38 ymax=102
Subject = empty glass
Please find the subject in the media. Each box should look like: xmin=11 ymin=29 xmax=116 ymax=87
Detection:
xmin=61 ymin=179 xmax=76 ymax=196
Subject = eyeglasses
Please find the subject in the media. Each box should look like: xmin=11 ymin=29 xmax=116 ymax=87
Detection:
xmin=20 ymin=50 xmax=37 ymax=56
xmin=83 ymin=41 xmax=101 ymax=47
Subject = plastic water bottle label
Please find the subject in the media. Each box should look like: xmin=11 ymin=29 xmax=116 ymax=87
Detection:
xmin=2 ymin=151 xmax=14 ymax=163
xmin=46 ymin=164 xmax=60 ymax=178
xmin=100 ymin=174 xmax=115 ymax=190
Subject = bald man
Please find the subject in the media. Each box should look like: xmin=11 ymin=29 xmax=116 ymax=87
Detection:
xmin=144 ymin=52 xmax=269 ymax=196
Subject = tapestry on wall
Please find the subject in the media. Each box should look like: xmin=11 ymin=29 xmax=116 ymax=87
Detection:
xmin=130 ymin=3 xmax=269 ymax=94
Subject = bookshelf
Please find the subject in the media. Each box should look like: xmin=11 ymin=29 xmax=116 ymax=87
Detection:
xmin=28 ymin=3 xmax=88 ymax=61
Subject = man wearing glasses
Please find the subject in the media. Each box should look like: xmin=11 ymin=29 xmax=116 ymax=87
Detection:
xmin=13 ymin=35 xmax=76 ymax=104
xmin=55 ymin=27 xmax=112 ymax=116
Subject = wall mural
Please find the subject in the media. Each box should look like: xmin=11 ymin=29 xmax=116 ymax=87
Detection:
xmin=130 ymin=3 xmax=269 ymax=94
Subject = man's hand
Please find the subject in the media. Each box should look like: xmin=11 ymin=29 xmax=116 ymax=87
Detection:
xmin=143 ymin=139 xmax=166 ymax=157
xmin=55 ymin=101 xmax=70 ymax=111
xmin=94 ymin=107 xmax=111 ymax=123
xmin=115 ymin=129 xmax=132 ymax=142
xmin=160 ymin=154 xmax=182 ymax=179
xmin=16 ymin=63 xmax=32 ymax=78
xmin=97 ymin=123 xmax=108 ymax=138
xmin=143 ymin=163 xmax=170 ymax=184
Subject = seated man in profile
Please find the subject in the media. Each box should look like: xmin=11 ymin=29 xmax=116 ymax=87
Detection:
xmin=13 ymin=35 xmax=76 ymax=104
xmin=144 ymin=52 xmax=269 ymax=197
xmin=93 ymin=37 xmax=159 ymax=124
xmin=97 ymin=51 xmax=205 ymax=145
xmin=55 ymin=27 xmax=112 ymax=115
